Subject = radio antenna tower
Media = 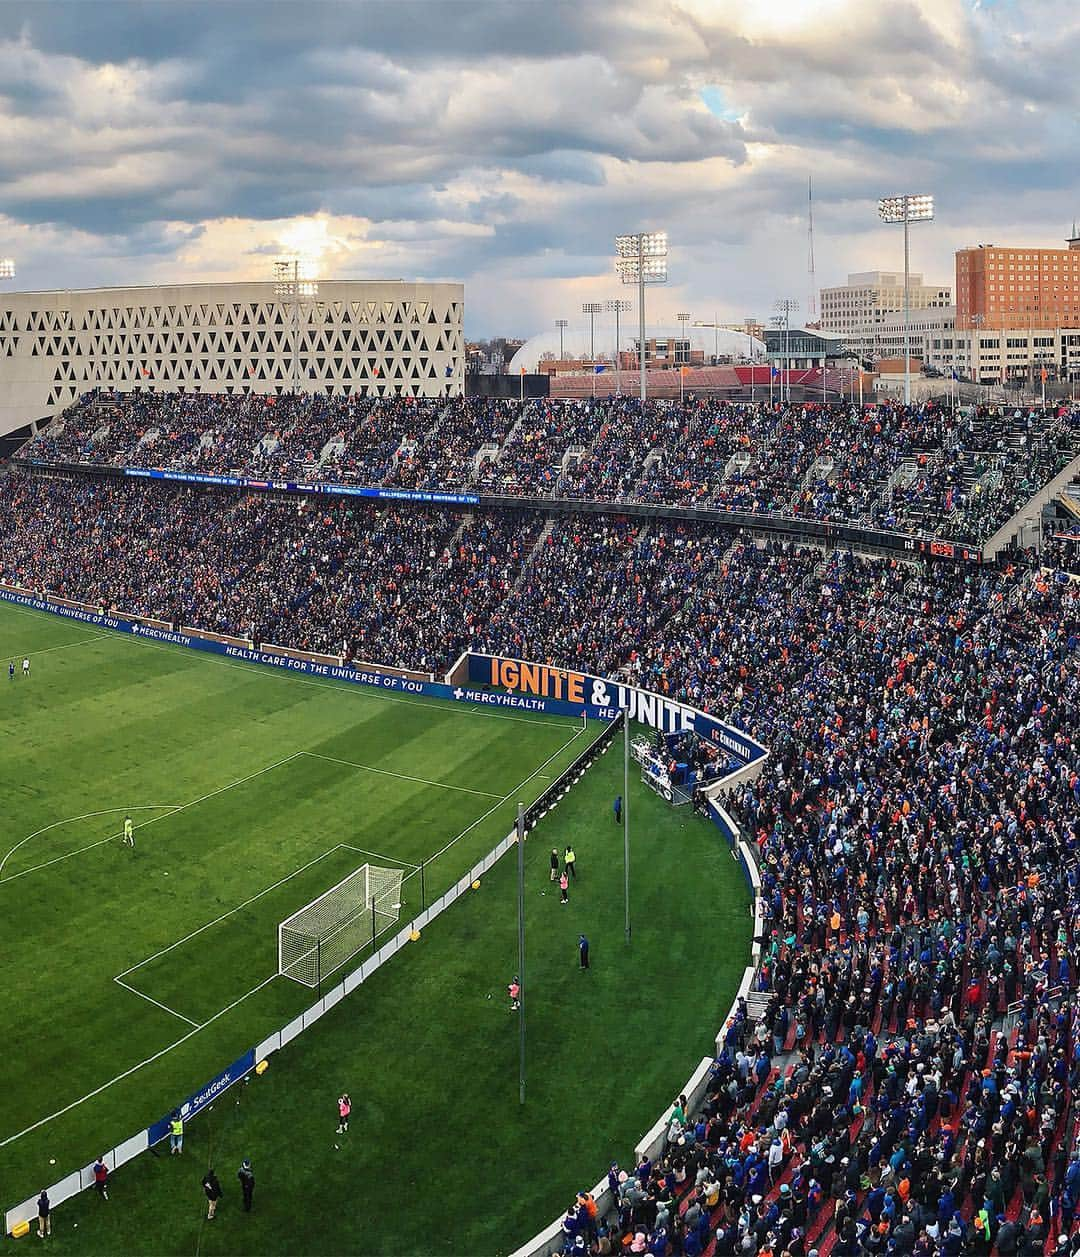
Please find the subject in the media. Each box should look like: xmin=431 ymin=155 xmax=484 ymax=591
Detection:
xmin=807 ymin=176 xmax=818 ymax=325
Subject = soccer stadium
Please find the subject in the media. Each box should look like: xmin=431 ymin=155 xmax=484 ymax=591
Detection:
xmin=3 ymin=5 xmax=1080 ymax=1257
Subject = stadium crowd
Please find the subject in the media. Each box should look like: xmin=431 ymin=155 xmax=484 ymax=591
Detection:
xmin=2 ymin=460 xmax=1080 ymax=1257
xmin=19 ymin=391 xmax=1080 ymax=546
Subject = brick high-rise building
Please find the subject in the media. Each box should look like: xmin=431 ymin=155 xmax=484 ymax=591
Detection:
xmin=955 ymin=232 xmax=1080 ymax=331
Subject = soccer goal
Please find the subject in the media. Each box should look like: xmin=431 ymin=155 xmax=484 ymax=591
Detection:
xmin=278 ymin=863 xmax=405 ymax=988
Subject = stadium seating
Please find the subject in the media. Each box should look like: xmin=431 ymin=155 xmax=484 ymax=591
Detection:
xmin=20 ymin=391 xmax=1080 ymax=546
xmin=2 ymin=457 xmax=1079 ymax=1257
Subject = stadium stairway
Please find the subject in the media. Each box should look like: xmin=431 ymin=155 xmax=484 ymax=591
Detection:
xmin=509 ymin=517 xmax=555 ymax=594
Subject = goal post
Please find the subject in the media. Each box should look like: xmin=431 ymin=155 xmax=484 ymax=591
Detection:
xmin=278 ymin=862 xmax=404 ymax=988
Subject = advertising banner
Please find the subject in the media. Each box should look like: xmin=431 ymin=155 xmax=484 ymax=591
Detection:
xmin=147 ymin=1049 xmax=256 ymax=1145
xmin=1 ymin=590 xmax=768 ymax=769
xmin=120 ymin=465 xmax=478 ymax=506
xmin=0 ymin=589 xmax=589 ymax=720
xmin=466 ymin=653 xmax=767 ymax=770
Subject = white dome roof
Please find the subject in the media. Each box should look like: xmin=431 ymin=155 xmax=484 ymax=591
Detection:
xmin=509 ymin=323 xmax=765 ymax=373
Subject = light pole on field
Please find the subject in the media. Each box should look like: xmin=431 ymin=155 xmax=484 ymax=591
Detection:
xmin=516 ymin=800 xmax=526 ymax=1104
xmin=623 ymin=707 xmax=631 ymax=944
xmin=615 ymin=231 xmax=668 ymax=402
xmin=878 ymin=193 xmax=935 ymax=406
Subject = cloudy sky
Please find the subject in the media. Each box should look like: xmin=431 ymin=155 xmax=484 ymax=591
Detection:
xmin=1 ymin=0 xmax=1077 ymax=337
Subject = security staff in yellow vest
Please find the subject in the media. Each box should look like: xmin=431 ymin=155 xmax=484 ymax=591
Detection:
xmin=169 ymin=1110 xmax=184 ymax=1155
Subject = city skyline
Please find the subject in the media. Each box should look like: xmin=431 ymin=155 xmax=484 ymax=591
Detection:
xmin=0 ymin=0 xmax=1077 ymax=336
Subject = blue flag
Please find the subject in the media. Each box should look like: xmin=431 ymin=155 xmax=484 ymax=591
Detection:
xmin=770 ymin=366 xmax=780 ymax=379
xmin=594 ymin=364 xmax=606 ymax=374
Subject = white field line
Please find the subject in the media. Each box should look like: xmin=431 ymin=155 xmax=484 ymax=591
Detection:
xmin=19 ymin=632 xmax=111 ymax=658
xmin=0 ymin=728 xmax=597 ymax=1151
xmin=0 ymin=806 xmax=180 ymax=881
xmin=109 ymin=624 xmax=581 ymax=728
xmin=115 ymin=844 xmax=349 ymax=980
xmin=426 ymin=723 xmax=587 ymax=867
xmin=301 ymin=750 xmax=504 ymax=799
xmin=0 ymin=754 xmax=304 ymax=886
xmin=0 ymin=973 xmax=279 ymax=1150
xmin=338 ymin=843 xmax=420 ymax=871
xmin=113 ymin=977 xmax=201 ymax=1029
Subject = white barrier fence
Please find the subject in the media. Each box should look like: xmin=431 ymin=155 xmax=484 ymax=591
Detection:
xmin=508 ymin=802 xmax=764 ymax=1257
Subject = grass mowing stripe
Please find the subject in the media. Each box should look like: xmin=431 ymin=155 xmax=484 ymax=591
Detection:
xmin=300 ymin=750 xmax=505 ymax=799
xmin=22 ymin=632 xmax=111 ymax=657
xmin=422 ymin=724 xmax=588 ymax=875
xmin=114 ymin=845 xmax=353 ymax=980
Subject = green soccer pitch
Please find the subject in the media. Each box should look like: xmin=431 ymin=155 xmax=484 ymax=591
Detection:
xmin=0 ymin=598 xmax=752 ymax=1256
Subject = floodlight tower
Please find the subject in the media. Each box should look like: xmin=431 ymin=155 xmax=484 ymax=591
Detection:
xmin=582 ymin=302 xmax=602 ymax=360
xmin=604 ymin=299 xmax=632 ymax=395
xmin=676 ymin=312 xmax=691 ymax=361
xmin=555 ymin=318 xmax=568 ymax=360
xmin=878 ymin=193 xmax=935 ymax=405
xmin=615 ymin=231 xmax=668 ymax=402
xmin=273 ymin=257 xmax=319 ymax=394
xmin=773 ymin=298 xmax=799 ymax=403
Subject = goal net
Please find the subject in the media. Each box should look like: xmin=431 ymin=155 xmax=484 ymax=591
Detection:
xmin=278 ymin=862 xmax=404 ymax=988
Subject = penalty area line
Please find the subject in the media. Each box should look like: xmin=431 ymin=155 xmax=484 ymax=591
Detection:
xmin=116 ymin=842 xmax=350 ymax=979
xmin=113 ymin=977 xmax=201 ymax=1029
xmin=0 ymin=972 xmax=279 ymax=1151
xmin=0 ymin=805 xmax=180 ymax=882
xmin=300 ymin=750 xmax=504 ymax=799
xmin=426 ymin=723 xmax=588 ymax=868
xmin=0 ymin=753 xmax=304 ymax=886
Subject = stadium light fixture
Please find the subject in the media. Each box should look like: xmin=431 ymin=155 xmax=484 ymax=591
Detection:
xmin=274 ymin=257 xmax=319 ymax=394
xmin=604 ymin=299 xmax=632 ymax=395
xmin=773 ymin=298 xmax=799 ymax=404
xmin=554 ymin=318 xmax=568 ymax=360
xmin=582 ymin=302 xmax=602 ymax=360
xmin=0 ymin=258 xmax=15 ymax=280
xmin=878 ymin=193 xmax=935 ymax=405
xmin=615 ymin=231 xmax=669 ymax=401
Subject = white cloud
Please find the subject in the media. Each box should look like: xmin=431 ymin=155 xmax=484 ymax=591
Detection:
xmin=0 ymin=0 xmax=1075 ymax=334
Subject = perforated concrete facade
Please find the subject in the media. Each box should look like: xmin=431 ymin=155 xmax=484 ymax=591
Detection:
xmin=0 ymin=280 xmax=464 ymax=436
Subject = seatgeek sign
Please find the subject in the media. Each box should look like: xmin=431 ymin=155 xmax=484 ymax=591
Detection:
xmin=467 ymin=653 xmax=767 ymax=771
xmin=147 ymin=1049 xmax=256 ymax=1145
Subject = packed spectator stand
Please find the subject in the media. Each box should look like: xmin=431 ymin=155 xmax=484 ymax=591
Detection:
xmin=20 ymin=390 xmax=1080 ymax=547
xmin=5 ymin=388 xmax=1080 ymax=1257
